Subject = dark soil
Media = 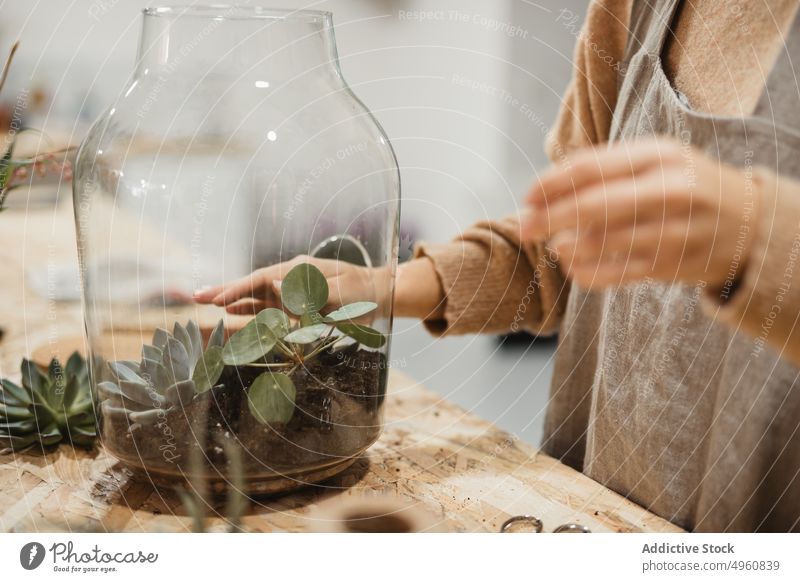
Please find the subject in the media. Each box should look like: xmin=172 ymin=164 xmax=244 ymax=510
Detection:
xmin=101 ymin=349 xmax=387 ymax=481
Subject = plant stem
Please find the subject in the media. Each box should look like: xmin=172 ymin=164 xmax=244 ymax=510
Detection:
xmin=275 ymin=340 xmax=295 ymax=359
xmin=242 ymin=362 xmax=294 ymax=369
xmin=304 ymin=336 xmax=345 ymax=361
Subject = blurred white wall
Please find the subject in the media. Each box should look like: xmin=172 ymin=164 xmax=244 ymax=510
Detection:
xmin=1 ymin=0 xmax=587 ymax=243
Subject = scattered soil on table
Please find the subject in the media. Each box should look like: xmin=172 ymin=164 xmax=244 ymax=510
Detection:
xmin=101 ymin=349 xmax=387 ymax=480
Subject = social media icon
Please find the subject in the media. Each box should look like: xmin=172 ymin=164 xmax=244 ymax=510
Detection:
xmin=19 ymin=542 xmax=46 ymax=570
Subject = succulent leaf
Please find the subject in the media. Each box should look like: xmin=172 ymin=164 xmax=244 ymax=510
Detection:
xmin=0 ymin=433 xmax=39 ymax=454
xmin=152 ymin=328 xmax=170 ymax=351
xmin=139 ymin=357 xmax=161 ymax=383
xmin=48 ymin=358 xmax=68 ymax=410
xmin=1 ymin=419 xmax=37 ymax=434
xmin=109 ymin=361 xmax=146 ymax=385
xmin=165 ymin=380 xmax=196 ymax=406
xmin=65 ymin=351 xmax=86 ymax=379
xmin=61 ymin=373 xmax=81 ymax=410
xmin=21 ymin=359 xmax=47 ymax=396
xmin=0 ymin=378 xmax=30 ymax=406
xmin=162 ymin=337 xmax=191 ymax=385
xmin=129 ymin=409 xmax=162 ymax=426
xmin=118 ymin=380 xmax=162 ymax=407
xmin=0 ymin=404 xmax=30 ymax=420
xmin=173 ymin=321 xmax=193 ymax=357
xmin=103 ymin=323 xmax=210 ymax=426
xmin=193 ymin=346 xmax=224 ymax=394
xmin=142 ymin=344 xmax=162 ymax=362
xmin=0 ymin=353 xmax=96 ymax=453
xmin=207 ymin=319 xmax=225 ymax=349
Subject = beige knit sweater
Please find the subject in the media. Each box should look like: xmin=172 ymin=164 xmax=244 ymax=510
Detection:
xmin=416 ymin=0 xmax=800 ymax=367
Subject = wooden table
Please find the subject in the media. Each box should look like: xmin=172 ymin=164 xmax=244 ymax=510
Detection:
xmin=0 ymin=204 xmax=681 ymax=533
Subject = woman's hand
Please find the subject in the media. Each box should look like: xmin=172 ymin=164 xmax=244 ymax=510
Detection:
xmin=194 ymin=254 xmax=446 ymax=321
xmin=522 ymin=138 xmax=757 ymax=292
xmin=193 ymin=255 xmax=381 ymax=315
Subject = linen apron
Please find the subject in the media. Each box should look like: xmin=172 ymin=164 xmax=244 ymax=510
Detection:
xmin=542 ymin=0 xmax=800 ymax=531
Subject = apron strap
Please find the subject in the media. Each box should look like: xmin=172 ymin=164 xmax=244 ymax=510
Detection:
xmin=625 ymin=0 xmax=682 ymax=59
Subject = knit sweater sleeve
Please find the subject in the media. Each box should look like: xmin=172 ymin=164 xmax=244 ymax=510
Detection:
xmin=546 ymin=0 xmax=633 ymax=160
xmin=414 ymin=215 xmax=568 ymax=336
xmin=702 ymin=168 xmax=800 ymax=366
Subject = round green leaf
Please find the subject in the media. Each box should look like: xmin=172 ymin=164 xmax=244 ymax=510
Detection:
xmin=222 ymin=321 xmax=277 ymax=365
xmin=281 ymin=263 xmax=329 ymax=315
xmin=284 ymin=324 xmax=328 ymax=345
xmin=336 ymin=323 xmax=387 ymax=348
xmin=193 ymin=346 xmax=224 ymax=393
xmin=247 ymin=372 xmax=296 ymax=425
xmin=255 ymin=308 xmax=290 ymax=338
xmin=301 ymin=311 xmax=323 ymax=327
xmin=323 ymin=301 xmax=377 ymax=322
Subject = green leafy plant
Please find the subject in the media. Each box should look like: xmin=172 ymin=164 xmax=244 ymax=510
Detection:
xmin=0 ymin=41 xmax=74 ymax=212
xmin=101 ymin=263 xmax=385 ymax=430
xmin=99 ymin=320 xmax=225 ymax=426
xmin=0 ymin=352 xmax=95 ymax=453
xmin=220 ymin=262 xmax=386 ymax=426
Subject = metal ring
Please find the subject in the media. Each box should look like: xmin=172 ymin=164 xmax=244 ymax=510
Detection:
xmin=500 ymin=515 xmax=543 ymax=533
xmin=310 ymin=234 xmax=373 ymax=268
xmin=552 ymin=523 xmax=591 ymax=533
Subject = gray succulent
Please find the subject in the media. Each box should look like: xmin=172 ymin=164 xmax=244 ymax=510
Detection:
xmin=98 ymin=320 xmax=225 ymax=426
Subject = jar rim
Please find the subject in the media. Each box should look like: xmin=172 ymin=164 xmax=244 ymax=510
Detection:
xmin=142 ymin=5 xmax=332 ymax=22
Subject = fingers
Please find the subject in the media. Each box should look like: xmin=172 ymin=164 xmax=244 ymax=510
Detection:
xmin=524 ymin=170 xmax=680 ymax=241
xmin=527 ymin=138 xmax=679 ymax=209
xmin=224 ymin=298 xmax=271 ymax=316
xmin=193 ymin=285 xmax=223 ymax=303
xmin=210 ymin=267 xmax=281 ymax=307
xmin=552 ymin=222 xmax=696 ymax=264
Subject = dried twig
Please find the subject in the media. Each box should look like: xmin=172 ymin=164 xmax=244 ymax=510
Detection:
xmin=0 ymin=41 xmax=19 ymax=96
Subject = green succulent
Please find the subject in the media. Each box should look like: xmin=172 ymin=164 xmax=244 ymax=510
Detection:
xmin=221 ymin=262 xmax=386 ymax=426
xmin=0 ymin=352 xmax=95 ymax=454
xmin=100 ymin=263 xmax=387 ymax=431
xmin=98 ymin=320 xmax=226 ymax=426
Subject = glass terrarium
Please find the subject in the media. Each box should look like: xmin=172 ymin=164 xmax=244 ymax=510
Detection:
xmin=72 ymin=6 xmax=399 ymax=493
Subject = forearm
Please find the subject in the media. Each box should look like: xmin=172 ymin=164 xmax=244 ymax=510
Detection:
xmin=406 ymin=216 xmax=569 ymax=336
xmin=394 ymin=257 xmax=445 ymax=320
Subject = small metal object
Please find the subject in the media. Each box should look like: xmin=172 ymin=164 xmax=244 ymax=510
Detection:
xmin=553 ymin=523 xmax=591 ymax=533
xmin=311 ymin=234 xmax=372 ymax=268
xmin=500 ymin=515 xmax=543 ymax=533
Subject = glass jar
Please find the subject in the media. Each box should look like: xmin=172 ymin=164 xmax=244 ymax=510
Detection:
xmin=73 ymin=6 xmax=399 ymax=493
